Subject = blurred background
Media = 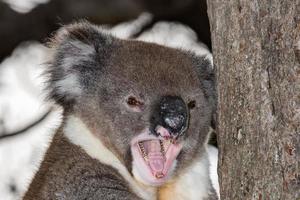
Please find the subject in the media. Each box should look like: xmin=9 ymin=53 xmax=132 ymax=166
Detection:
xmin=0 ymin=0 xmax=213 ymax=199
xmin=0 ymin=0 xmax=211 ymax=60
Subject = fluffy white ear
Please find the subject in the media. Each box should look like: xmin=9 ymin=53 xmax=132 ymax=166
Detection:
xmin=46 ymin=21 xmax=114 ymax=109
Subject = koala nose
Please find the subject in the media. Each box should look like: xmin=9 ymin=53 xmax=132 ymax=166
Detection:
xmin=157 ymin=96 xmax=188 ymax=136
xmin=164 ymin=114 xmax=185 ymax=131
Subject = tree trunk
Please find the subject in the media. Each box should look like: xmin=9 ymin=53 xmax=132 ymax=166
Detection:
xmin=207 ymin=0 xmax=300 ymax=199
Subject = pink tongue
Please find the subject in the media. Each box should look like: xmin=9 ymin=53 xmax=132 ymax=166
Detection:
xmin=145 ymin=140 xmax=165 ymax=175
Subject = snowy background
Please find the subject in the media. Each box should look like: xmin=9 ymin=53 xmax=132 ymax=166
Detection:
xmin=0 ymin=41 xmax=63 ymax=199
xmin=0 ymin=1 xmax=217 ymax=199
xmin=3 ymin=0 xmax=49 ymax=13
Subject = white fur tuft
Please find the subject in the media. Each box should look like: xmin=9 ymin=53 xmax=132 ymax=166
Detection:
xmin=55 ymin=74 xmax=81 ymax=97
xmin=60 ymin=40 xmax=95 ymax=70
xmin=52 ymin=40 xmax=95 ymax=97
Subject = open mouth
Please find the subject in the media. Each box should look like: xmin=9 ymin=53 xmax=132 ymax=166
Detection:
xmin=131 ymin=131 xmax=182 ymax=186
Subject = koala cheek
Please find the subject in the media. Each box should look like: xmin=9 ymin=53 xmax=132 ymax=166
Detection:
xmin=131 ymin=122 xmax=148 ymax=134
xmin=137 ymin=114 xmax=150 ymax=122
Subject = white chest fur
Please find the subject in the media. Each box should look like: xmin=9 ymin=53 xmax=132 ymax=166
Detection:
xmin=159 ymin=152 xmax=214 ymax=200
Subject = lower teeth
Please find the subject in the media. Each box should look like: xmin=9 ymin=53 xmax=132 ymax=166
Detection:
xmin=155 ymin=172 xmax=164 ymax=179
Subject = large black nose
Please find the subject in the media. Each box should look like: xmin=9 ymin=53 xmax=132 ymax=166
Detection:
xmin=152 ymin=96 xmax=188 ymax=136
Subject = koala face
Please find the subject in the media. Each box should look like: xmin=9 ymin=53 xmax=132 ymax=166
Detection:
xmin=48 ymin=22 xmax=216 ymax=186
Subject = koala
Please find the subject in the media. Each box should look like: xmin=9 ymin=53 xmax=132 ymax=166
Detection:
xmin=23 ymin=21 xmax=217 ymax=200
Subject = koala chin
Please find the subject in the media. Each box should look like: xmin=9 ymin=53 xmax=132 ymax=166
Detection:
xmin=23 ymin=21 xmax=218 ymax=200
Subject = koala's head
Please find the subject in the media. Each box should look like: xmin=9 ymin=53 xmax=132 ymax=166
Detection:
xmin=47 ymin=22 xmax=216 ymax=186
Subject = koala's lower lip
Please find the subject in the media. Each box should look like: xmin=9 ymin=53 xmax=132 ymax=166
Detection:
xmin=131 ymin=131 xmax=182 ymax=186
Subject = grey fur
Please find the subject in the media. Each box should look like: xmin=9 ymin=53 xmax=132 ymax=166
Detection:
xmin=24 ymin=131 xmax=141 ymax=200
xmin=24 ymin=21 xmax=217 ymax=200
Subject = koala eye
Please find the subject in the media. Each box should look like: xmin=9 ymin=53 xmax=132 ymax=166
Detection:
xmin=127 ymin=96 xmax=143 ymax=107
xmin=187 ymin=100 xmax=196 ymax=109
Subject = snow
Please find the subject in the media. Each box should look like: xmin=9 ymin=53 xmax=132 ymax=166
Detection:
xmin=0 ymin=15 xmax=217 ymax=199
xmin=0 ymin=42 xmax=62 ymax=199
xmin=0 ymin=42 xmax=50 ymax=132
xmin=137 ymin=21 xmax=213 ymax=64
xmin=0 ymin=111 xmax=61 ymax=200
xmin=2 ymin=0 xmax=49 ymax=13
xmin=110 ymin=13 xmax=153 ymax=39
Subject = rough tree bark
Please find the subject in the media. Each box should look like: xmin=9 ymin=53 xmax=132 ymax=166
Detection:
xmin=207 ymin=0 xmax=300 ymax=199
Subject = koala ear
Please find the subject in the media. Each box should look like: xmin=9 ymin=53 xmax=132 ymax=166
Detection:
xmin=193 ymin=55 xmax=217 ymax=117
xmin=46 ymin=21 xmax=114 ymax=109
